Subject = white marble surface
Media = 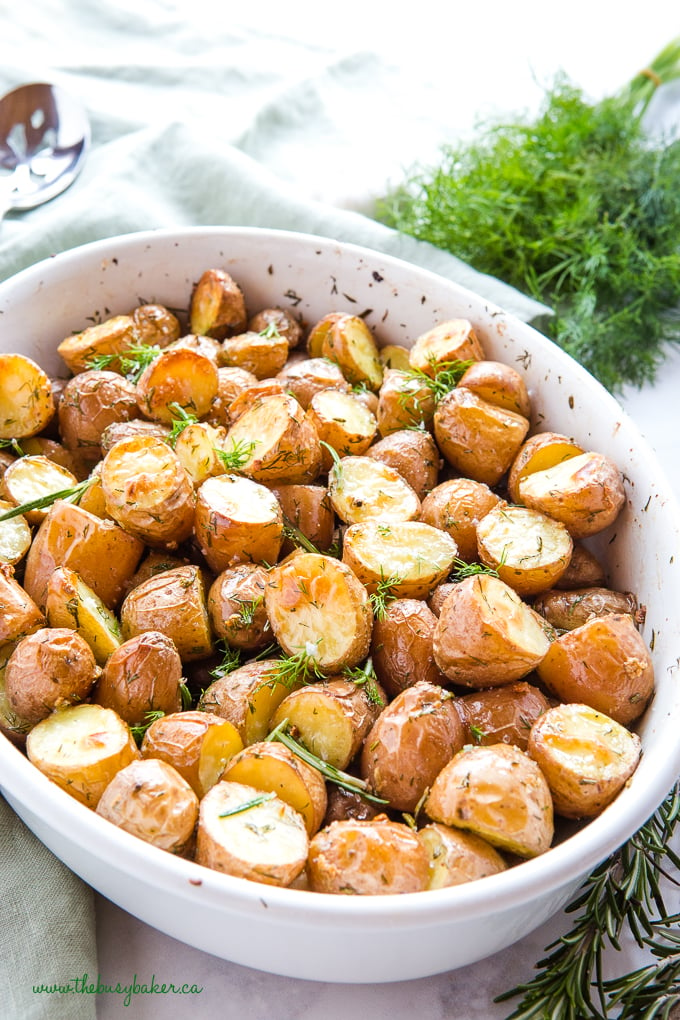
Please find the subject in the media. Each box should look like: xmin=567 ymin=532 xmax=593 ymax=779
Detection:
xmin=88 ymin=4 xmax=680 ymax=1017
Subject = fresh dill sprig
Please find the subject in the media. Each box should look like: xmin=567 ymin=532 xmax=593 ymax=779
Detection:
xmin=208 ymin=641 xmax=243 ymax=681
xmin=496 ymin=784 xmax=680 ymax=1020
xmin=129 ymin=709 xmax=166 ymax=746
xmin=369 ymin=571 xmax=402 ymax=620
xmin=266 ymin=718 xmax=388 ymax=805
xmin=214 ymin=438 xmax=257 ymax=472
xmin=234 ymin=596 xmax=264 ymax=627
xmin=86 ymin=342 xmax=161 ymax=382
xmin=342 ymin=657 xmax=385 ymax=707
xmin=448 ymin=557 xmax=500 ymax=583
xmin=0 ymin=438 xmax=24 ymax=457
xmin=281 ymin=514 xmax=322 ymax=555
xmin=167 ymin=402 xmax=199 ymax=446
xmin=0 ymin=476 xmax=94 ymax=522
xmin=404 ymin=358 xmax=473 ymax=402
xmin=260 ymin=646 xmax=327 ymax=691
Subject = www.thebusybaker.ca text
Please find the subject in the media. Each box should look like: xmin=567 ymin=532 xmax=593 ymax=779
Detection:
xmin=32 ymin=973 xmax=203 ymax=1008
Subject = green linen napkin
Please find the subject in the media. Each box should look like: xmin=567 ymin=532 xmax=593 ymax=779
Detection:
xmin=0 ymin=11 xmax=550 ymax=1019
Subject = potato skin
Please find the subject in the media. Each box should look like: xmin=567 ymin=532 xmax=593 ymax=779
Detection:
xmin=458 ymin=359 xmax=531 ymax=418
xmin=94 ymin=631 xmax=183 ymax=726
xmin=307 ymin=816 xmax=430 ymax=895
xmin=207 ymin=563 xmax=271 ymax=651
xmin=360 ymin=680 xmax=465 ymax=812
xmin=5 ymin=627 xmax=101 ymax=727
xmin=0 ymin=563 xmax=45 ymax=643
xmin=57 ymin=369 xmax=139 ymax=462
xmin=455 ymin=681 xmax=551 ymax=751
xmin=419 ymin=823 xmax=507 ymax=889
xmin=322 ymin=785 xmax=383 ymax=825
xmin=532 ymin=587 xmax=641 ymax=631
xmin=120 ymin=564 xmax=213 ymax=661
xmin=420 ymin=477 xmax=500 ymax=562
xmin=140 ymin=710 xmax=243 ymax=797
xmin=371 ymin=598 xmax=446 ymax=697
xmin=434 ymin=388 xmax=529 ymax=487
xmin=365 ymin=429 xmax=440 ymax=500
xmin=535 ymin=613 xmax=654 ymax=725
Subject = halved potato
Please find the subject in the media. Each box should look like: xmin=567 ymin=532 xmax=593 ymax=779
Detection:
xmin=141 ymin=710 xmax=244 ymax=797
xmin=375 ymin=368 xmax=435 ymax=435
xmin=265 ymin=553 xmax=372 ymax=674
xmin=1 ymin=455 xmax=78 ymax=525
xmin=0 ymin=563 xmax=44 ymax=644
xmin=96 ymin=758 xmax=199 ymax=854
xmin=434 ymin=388 xmax=530 ymax=486
xmin=320 ymin=314 xmax=383 ymax=391
xmin=173 ymin=420 xmax=228 ymax=486
xmin=370 ymin=598 xmax=446 ymax=697
xmin=219 ymin=330 xmax=289 ymax=379
xmin=342 ymin=520 xmax=458 ymax=599
xmin=26 ymin=702 xmax=139 ymax=808
xmin=277 ymin=357 xmax=351 ymax=409
xmin=425 ymin=742 xmax=554 ymax=858
xmin=527 ymin=702 xmax=642 ymax=819
xmin=328 ymin=455 xmax=421 ymax=526
xmin=307 ymin=816 xmax=429 ymax=894
xmin=189 ymin=268 xmax=248 ymax=339
xmin=0 ymin=353 xmax=55 ymax=438
xmin=408 ymin=319 xmax=485 ymax=375
xmin=224 ymin=392 xmax=322 ymax=484
xmin=507 ymin=431 xmax=585 ymax=505
xmin=194 ymin=473 xmax=283 ymax=573
xmin=199 ymin=659 xmax=301 ymax=746
xmin=45 ymin=566 xmax=122 ymax=665
xmin=208 ymin=563 xmax=271 ymax=651
xmin=94 ymin=630 xmax=183 ymax=725
xmin=420 ymin=477 xmax=501 ymax=562
xmin=432 ymin=573 xmax=552 ymax=687
xmin=306 ymin=312 xmax=347 ymax=358
xmin=476 ymin=502 xmax=573 ymax=597
xmin=270 ymin=483 xmax=335 ymax=555
xmin=455 ymin=681 xmax=551 ymax=751
xmin=379 ymin=344 xmax=411 ymax=371
xmin=420 ymin=823 xmax=507 ymax=889
xmin=249 ymin=307 xmax=303 ymax=350
xmin=136 ymin=347 xmax=219 ymax=423
xmin=458 ymin=359 xmax=531 ymax=417
xmin=222 ymin=740 xmax=328 ymax=835
xmin=56 ymin=314 xmax=139 ymax=375
xmin=120 ymin=564 xmax=213 ymax=661
xmin=270 ymin=678 xmax=383 ymax=770
xmin=307 ymin=389 xmax=377 ymax=468
xmin=365 ymin=428 xmax=440 ymax=500
xmin=206 ymin=365 xmax=259 ymax=427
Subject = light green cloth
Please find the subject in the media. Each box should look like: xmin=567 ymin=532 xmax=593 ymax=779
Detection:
xmin=0 ymin=6 xmax=550 ymax=1019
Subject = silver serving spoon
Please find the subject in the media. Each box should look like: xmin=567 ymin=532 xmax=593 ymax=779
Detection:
xmin=0 ymin=82 xmax=90 ymax=222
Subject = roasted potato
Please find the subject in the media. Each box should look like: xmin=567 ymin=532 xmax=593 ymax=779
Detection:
xmin=365 ymin=428 xmax=440 ymax=500
xmin=432 ymin=574 xmax=552 ymax=688
xmin=322 ymin=784 xmax=383 ymax=825
xmin=196 ymin=779 xmax=309 ymax=887
xmin=130 ymin=303 xmax=181 ymax=348
xmin=190 ymin=268 xmax=248 ymax=339
xmin=419 ymin=477 xmax=501 ymax=562
xmin=455 ymin=681 xmax=551 ymax=751
xmin=476 ymin=502 xmax=573 ymax=597
xmin=553 ymin=542 xmax=606 ymax=590
xmin=204 ymin=365 xmax=259 ymax=427
xmin=26 ymin=702 xmax=139 ymax=807
xmin=249 ymin=307 xmax=303 ymax=350
xmin=0 ymin=563 xmax=44 ymax=644
xmin=57 ymin=370 xmax=139 ymax=462
xmin=1 ymin=455 xmax=78 ymax=525
xmin=140 ymin=710 xmax=244 ymax=797
xmin=408 ymin=319 xmax=485 ymax=376
xmin=194 ymin=473 xmax=283 ymax=573
xmin=219 ymin=329 xmax=289 ymax=379
xmin=507 ymin=431 xmax=585 ymax=505
xmin=307 ymin=816 xmax=430 ymax=895
xmin=419 ymin=823 xmax=507 ymax=889
xmin=56 ymin=314 xmax=139 ymax=375
xmin=0 ymin=639 xmax=32 ymax=747
xmin=375 ymin=368 xmax=435 ymax=435
xmin=342 ymin=520 xmax=458 ymax=600
xmin=270 ymin=483 xmax=336 ymax=555
xmin=425 ymin=742 xmax=554 ymax=858
xmin=361 ymin=681 xmax=465 ymax=812
xmin=276 ymin=357 xmax=351 ymax=409
xmin=265 ymin=553 xmax=373 ymax=674
xmin=532 ymin=587 xmax=642 ymax=631
xmin=96 ymin=758 xmax=199 ymax=854
xmin=208 ymin=562 xmax=271 ymax=651
xmin=94 ymin=630 xmax=183 ymax=725
xmin=306 ymin=312 xmax=347 ymax=358
xmin=0 ymin=353 xmax=55 ymax=438
xmin=199 ymin=659 xmax=300 ymax=746
xmin=320 ymin=314 xmax=383 ymax=391
xmin=222 ymin=739 xmax=328 ymax=835
xmin=120 ymin=564 xmax=213 ymax=661
xmin=45 ymin=566 xmax=122 ymax=665
xmin=172 ymin=420 xmax=228 ymax=487
xmin=379 ymin=343 xmax=411 ymax=371
xmin=5 ymin=626 xmax=101 ymax=727
xmin=535 ymin=613 xmax=654 ymax=725
xmin=527 ymin=702 xmax=642 ymax=819
xmin=224 ymin=392 xmax=322 ymax=484
xmin=434 ymin=388 xmax=530 ymax=487
xmin=307 ymin=389 xmax=377 ymax=468
xmin=100 ymin=418 xmax=172 ymax=454
xmin=370 ymin=597 xmax=446 ymax=697
xmin=457 ymin=359 xmax=531 ymax=418
xmin=328 ymin=454 xmax=421 ymax=526
xmin=136 ymin=347 xmax=219 ymax=423
xmin=270 ymin=678 xmax=383 ymax=770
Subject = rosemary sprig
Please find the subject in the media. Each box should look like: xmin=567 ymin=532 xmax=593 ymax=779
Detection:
xmin=218 ymin=791 xmax=277 ymax=818
xmin=266 ymin=718 xmax=388 ymax=805
xmin=496 ymin=784 xmax=680 ymax=1020
xmin=342 ymin=657 xmax=385 ymax=707
xmin=281 ymin=514 xmax=322 ymax=555
xmin=86 ymin=342 xmax=161 ymax=382
xmin=0 ymin=476 xmax=94 ymax=522
xmin=0 ymin=438 xmax=24 ymax=457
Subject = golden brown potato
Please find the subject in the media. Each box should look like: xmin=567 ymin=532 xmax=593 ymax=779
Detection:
xmin=0 ymin=353 xmax=55 ymax=438
xmin=167 ymin=332 xmax=223 ymax=363
xmin=528 ymin=702 xmax=642 ymax=819
xmin=370 ymin=598 xmax=446 ymax=697
xmin=365 ymin=428 xmax=440 ymax=500
xmin=225 ymin=380 xmax=287 ymax=422
xmin=172 ymin=420 xmax=228 ymax=487
xmin=56 ymin=314 xmax=138 ymax=375
xmin=196 ymin=780 xmax=309 ymax=887
xmin=419 ymin=477 xmax=501 ymax=562
xmin=270 ymin=678 xmax=383 ymax=770
xmin=100 ymin=418 xmax=172 ymax=453
xmin=190 ymin=268 xmax=248 ymax=339
xmin=194 ymin=473 xmax=283 ymax=573
xmin=249 ymin=307 xmax=303 ymax=349
xmin=425 ymin=742 xmax=554 ymax=858
xmin=270 ymin=483 xmax=335 ymax=555
xmin=140 ymin=710 xmax=244 ymax=797
xmin=307 ymin=389 xmax=377 ymax=468
xmin=265 ymin=553 xmax=373 ymax=674
xmin=1 ymin=455 xmax=79 ymax=525
xmin=94 ymin=631 xmax=183 ymax=726
xmin=130 ymin=303 xmax=181 ymax=348
xmin=532 ymin=587 xmax=641 ymax=631
xmin=434 ymin=388 xmax=530 ymax=487
xmin=57 ymin=370 xmax=139 ymax=462
xmin=0 ymin=563 xmax=44 ymax=644
xmin=207 ymin=562 xmax=271 ymax=651
xmin=427 ymin=582 xmax=457 ymax=617
xmin=5 ymin=626 xmax=101 ymax=727
xmin=224 ymin=392 xmax=322 ymax=484
xmin=100 ymin=435 xmax=196 ymax=548
xmin=518 ymin=451 xmax=626 ymax=539
xmin=328 ymin=455 xmax=421 ymax=526
xmin=277 ymin=357 xmax=351 ymax=409
xmin=375 ymin=368 xmax=435 ymax=435
xmin=205 ymin=365 xmax=259 ymax=427
xmin=96 ymin=758 xmax=199 ymax=854
xmin=219 ymin=330 xmax=289 ymax=379
xmin=307 ymin=816 xmax=430 ymax=895
xmin=342 ymin=520 xmax=458 ymax=600
xmin=20 ymin=436 xmax=88 ymax=481
xmin=507 ymin=431 xmax=585 ymax=505
xmin=320 ymin=314 xmax=383 ymax=391
xmin=455 ymin=681 xmax=551 ymax=751
xmin=476 ymin=502 xmax=573 ymax=597
xmin=457 ymin=359 xmax=531 ymax=418
xmin=122 ymin=550 xmax=190 ymax=598
xmin=553 ymin=542 xmax=607 ymax=590
xmin=361 ymin=681 xmax=465 ymax=812
xmin=419 ymin=823 xmax=507 ymax=889
xmin=306 ymin=312 xmax=347 ymax=358
xmin=378 ymin=344 xmax=411 ymax=371
xmin=136 ymin=347 xmax=219 ymax=423
xmin=26 ymin=702 xmax=139 ymax=808
xmin=535 ymin=613 xmax=654 ymax=725
xmin=222 ymin=740 xmax=328 ymax=836
xmin=45 ymin=566 xmax=122 ymax=666
xmin=120 ymin=564 xmax=213 ymax=661
xmin=408 ymin=319 xmax=485 ymax=376
xmin=199 ymin=659 xmax=300 ymax=746
xmin=0 ymin=499 xmax=32 ymax=565
xmin=0 ymin=639 xmax=32 ymax=747
xmin=432 ymin=574 xmax=552 ymax=688
xmin=23 ymin=499 xmax=145 ymax=611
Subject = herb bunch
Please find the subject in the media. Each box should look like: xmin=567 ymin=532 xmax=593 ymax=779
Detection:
xmin=377 ymin=38 xmax=680 ymax=392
